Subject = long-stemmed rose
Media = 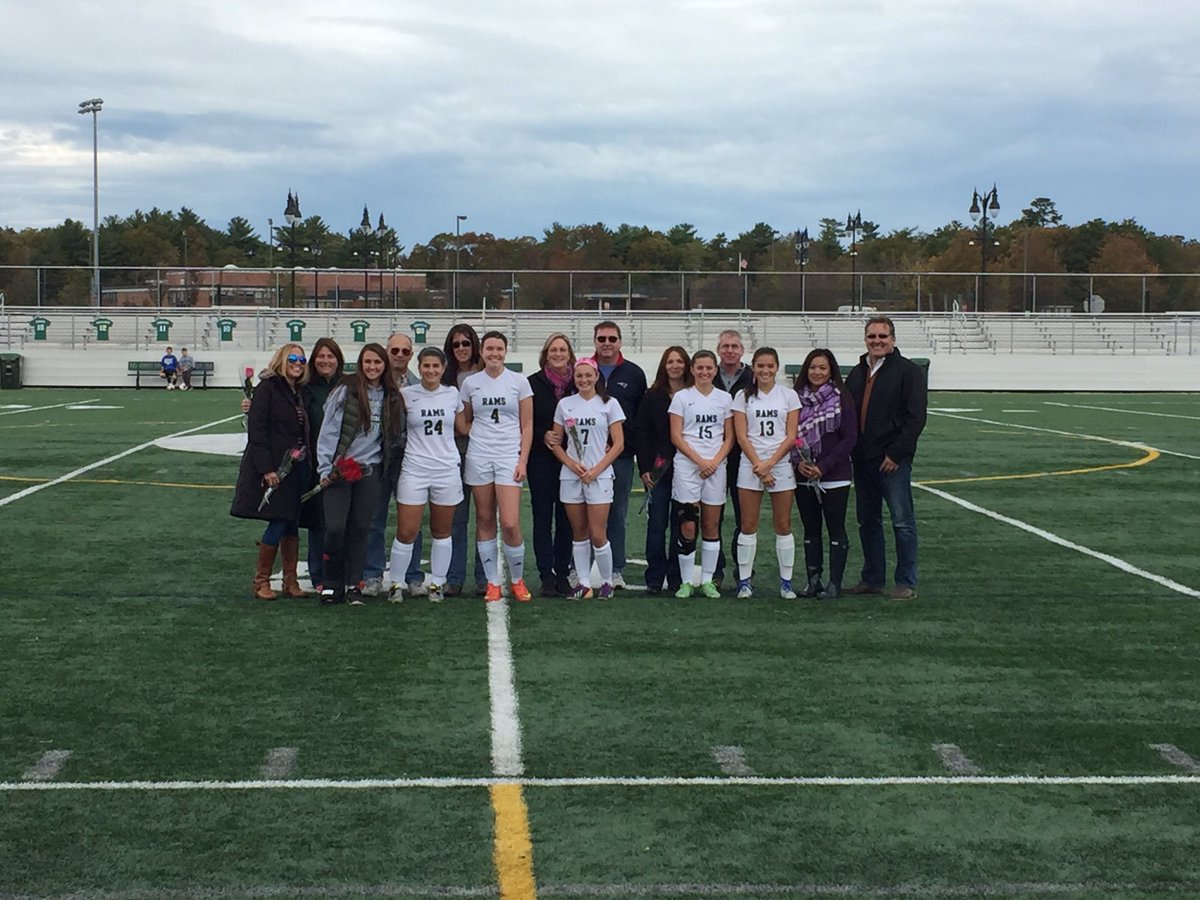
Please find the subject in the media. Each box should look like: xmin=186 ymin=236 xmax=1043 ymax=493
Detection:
xmin=563 ymin=417 xmax=585 ymax=459
xmin=300 ymin=455 xmax=364 ymax=503
xmin=638 ymin=454 xmax=670 ymax=516
xmin=258 ymin=444 xmax=307 ymax=511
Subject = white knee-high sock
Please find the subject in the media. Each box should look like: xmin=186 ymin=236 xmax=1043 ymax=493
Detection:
xmin=503 ymin=542 xmax=526 ymax=583
xmin=572 ymin=540 xmax=593 ymax=587
xmin=775 ymin=533 xmax=795 ymax=580
xmin=736 ymin=532 xmax=757 ymax=582
xmin=478 ymin=538 xmax=499 ymax=584
xmin=677 ymin=548 xmax=697 ymax=587
xmin=594 ymin=541 xmax=613 ymax=584
xmin=700 ymin=540 xmax=721 ymax=583
xmin=430 ymin=537 xmax=453 ymax=584
xmin=390 ymin=539 xmax=414 ymax=589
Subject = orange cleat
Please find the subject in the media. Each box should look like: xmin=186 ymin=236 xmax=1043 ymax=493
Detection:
xmin=484 ymin=582 xmax=503 ymax=602
xmin=510 ymin=579 xmax=533 ymax=602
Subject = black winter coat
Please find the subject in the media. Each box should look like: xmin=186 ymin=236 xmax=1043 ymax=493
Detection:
xmin=844 ymin=349 xmax=927 ymax=465
xmin=230 ymin=375 xmax=310 ymax=523
xmin=528 ymin=369 xmax=576 ymax=464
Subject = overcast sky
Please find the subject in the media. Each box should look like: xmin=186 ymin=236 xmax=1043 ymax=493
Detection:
xmin=2 ymin=1 xmax=1198 ymax=249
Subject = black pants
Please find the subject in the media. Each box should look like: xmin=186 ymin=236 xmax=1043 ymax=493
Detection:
xmin=794 ymin=484 xmax=850 ymax=560
xmin=527 ymin=454 xmax=572 ymax=582
xmin=322 ymin=469 xmax=382 ymax=588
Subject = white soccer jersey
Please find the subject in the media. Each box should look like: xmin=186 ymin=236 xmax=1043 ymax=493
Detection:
xmin=669 ymin=386 xmax=733 ymax=460
xmin=553 ymin=393 xmax=626 ymax=477
xmin=460 ymin=368 xmax=533 ymax=454
xmin=400 ymin=383 xmax=463 ymax=476
xmin=732 ymin=383 xmax=800 ymax=460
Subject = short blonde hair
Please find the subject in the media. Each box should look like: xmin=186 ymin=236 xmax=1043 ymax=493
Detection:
xmin=265 ymin=343 xmax=311 ymax=385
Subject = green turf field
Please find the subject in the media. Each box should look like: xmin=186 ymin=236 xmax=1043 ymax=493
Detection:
xmin=1 ymin=388 xmax=1198 ymax=899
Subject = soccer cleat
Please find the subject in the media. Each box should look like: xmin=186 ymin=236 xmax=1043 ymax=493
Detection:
xmin=387 ymin=583 xmax=404 ymax=604
xmin=736 ymin=579 xmax=753 ymax=599
xmin=407 ymin=580 xmax=428 ymax=597
xmin=611 ymin=571 xmax=626 ymax=589
xmin=510 ymin=579 xmax=533 ymax=602
xmin=674 ymin=583 xmax=695 ymax=599
xmin=361 ymin=577 xmax=384 ymax=597
xmin=571 ymin=584 xmax=594 ymax=600
xmin=427 ymin=583 xmax=443 ymax=604
xmin=484 ymin=583 xmax=503 ymax=602
xmin=700 ymin=580 xmax=721 ymax=599
xmin=780 ymin=579 xmax=798 ymax=600
xmin=597 ymin=583 xmax=614 ymax=600
xmin=346 ymin=587 xmax=365 ymax=606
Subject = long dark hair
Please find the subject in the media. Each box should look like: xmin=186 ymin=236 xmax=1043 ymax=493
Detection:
xmin=345 ymin=343 xmax=402 ymax=438
xmin=308 ymin=337 xmax=344 ymax=384
xmin=648 ymin=345 xmax=692 ymax=395
xmin=575 ymin=359 xmax=610 ymax=403
xmin=442 ymin=322 xmax=481 ymax=386
xmin=743 ymin=347 xmax=779 ymax=401
xmin=793 ymin=348 xmax=846 ymax=393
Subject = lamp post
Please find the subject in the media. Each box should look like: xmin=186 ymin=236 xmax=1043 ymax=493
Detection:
xmin=309 ymin=242 xmax=322 ymax=306
xmin=77 ymin=98 xmax=103 ymax=305
xmin=285 ymin=190 xmax=301 ymax=307
xmin=845 ymin=210 xmax=862 ymax=310
xmin=455 ymin=214 xmax=468 ymax=309
xmin=267 ymin=217 xmax=275 ymax=268
xmin=968 ymin=185 xmax=1000 ymax=312
xmin=794 ymin=227 xmax=810 ymax=311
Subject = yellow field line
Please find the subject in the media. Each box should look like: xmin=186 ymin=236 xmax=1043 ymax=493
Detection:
xmin=918 ymin=446 xmax=1159 ymax=486
xmin=0 ymin=474 xmax=231 ymax=490
xmin=490 ymin=783 xmax=537 ymax=899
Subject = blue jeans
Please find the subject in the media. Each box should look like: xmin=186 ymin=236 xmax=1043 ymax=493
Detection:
xmin=607 ymin=456 xmax=634 ymax=574
xmin=853 ymin=457 xmax=918 ymax=588
xmin=643 ymin=473 xmax=681 ymax=592
xmin=448 ymin=487 xmax=485 ymax=589
xmin=364 ymin=480 xmax=424 ymax=585
xmin=261 ymin=519 xmax=299 ymax=546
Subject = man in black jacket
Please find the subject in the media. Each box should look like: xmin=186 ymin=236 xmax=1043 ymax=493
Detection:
xmin=844 ymin=316 xmax=927 ymax=600
xmin=712 ymin=329 xmax=754 ymax=586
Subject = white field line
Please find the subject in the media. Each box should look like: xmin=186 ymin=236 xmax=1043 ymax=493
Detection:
xmin=4 ymin=773 xmax=1200 ymax=792
xmin=1149 ymin=743 xmax=1200 ymax=773
xmin=21 ymin=749 xmax=72 ymax=781
xmin=928 ymin=410 xmax=1200 ymax=461
xmin=0 ymin=414 xmax=242 ymax=508
xmin=1045 ymin=400 xmax=1200 ymax=422
xmin=932 ymin=743 xmax=982 ymax=776
xmin=916 ymin=484 xmax=1200 ymax=600
xmin=487 ymin=598 xmax=525 ymax=777
xmin=0 ymin=398 xmax=99 ymax=417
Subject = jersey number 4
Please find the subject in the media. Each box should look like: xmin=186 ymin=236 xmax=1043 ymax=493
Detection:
xmin=489 ymin=408 xmax=501 ymax=424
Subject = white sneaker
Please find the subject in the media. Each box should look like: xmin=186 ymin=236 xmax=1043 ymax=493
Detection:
xmin=361 ymin=577 xmax=384 ymax=597
xmin=736 ymin=579 xmax=753 ymax=599
xmin=387 ymin=583 xmax=404 ymax=604
xmin=611 ymin=571 xmax=626 ymax=589
xmin=427 ymin=583 xmax=443 ymax=604
xmin=406 ymin=580 xmax=428 ymax=597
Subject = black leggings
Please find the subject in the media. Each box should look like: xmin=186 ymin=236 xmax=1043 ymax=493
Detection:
xmin=322 ymin=469 xmax=382 ymax=587
xmin=795 ymin=484 xmax=849 ymax=548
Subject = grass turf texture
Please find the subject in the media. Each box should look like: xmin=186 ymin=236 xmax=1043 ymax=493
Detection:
xmin=1 ymin=388 xmax=1198 ymax=897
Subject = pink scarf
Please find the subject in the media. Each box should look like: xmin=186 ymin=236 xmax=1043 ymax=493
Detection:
xmin=543 ymin=365 xmax=572 ymax=399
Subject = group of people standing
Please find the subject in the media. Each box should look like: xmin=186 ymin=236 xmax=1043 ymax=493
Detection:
xmin=231 ymin=315 xmax=926 ymax=605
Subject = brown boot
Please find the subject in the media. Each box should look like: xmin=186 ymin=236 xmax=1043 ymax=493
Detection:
xmin=279 ymin=536 xmax=308 ymax=598
xmin=253 ymin=542 xmax=279 ymax=600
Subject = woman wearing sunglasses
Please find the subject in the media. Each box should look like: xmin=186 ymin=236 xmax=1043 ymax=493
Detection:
xmin=441 ymin=323 xmax=486 ymax=597
xmin=231 ymin=343 xmax=313 ymax=600
xmin=315 ymin=343 xmax=405 ymax=605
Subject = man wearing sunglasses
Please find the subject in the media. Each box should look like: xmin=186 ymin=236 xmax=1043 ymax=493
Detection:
xmin=844 ymin=316 xmax=927 ymax=600
xmin=592 ymin=321 xmax=646 ymax=590
xmin=362 ymin=333 xmax=425 ymax=597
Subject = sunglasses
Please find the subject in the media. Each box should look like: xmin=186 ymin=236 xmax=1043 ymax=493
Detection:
xmin=451 ymin=340 xmax=473 ymax=349
xmin=595 ymin=335 xmax=620 ymax=343
xmin=287 ymin=354 xmax=307 ymax=364
xmin=866 ymin=333 xmax=892 ymax=339
xmin=389 ymin=347 xmax=412 ymax=356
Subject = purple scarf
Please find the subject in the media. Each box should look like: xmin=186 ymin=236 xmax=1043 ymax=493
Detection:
xmin=543 ymin=365 xmax=572 ymax=400
xmin=796 ymin=382 xmax=842 ymax=460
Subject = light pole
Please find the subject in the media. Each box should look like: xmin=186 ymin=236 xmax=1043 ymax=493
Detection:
xmin=285 ymin=190 xmax=301 ymax=307
xmin=968 ymin=185 xmax=1001 ymax=311
xmin=77 ymin=98 xmax=103 ymax=305
xmin=268 ymin=217 xmax=275 ymax=268
xmin=794 ymin=227 xmax=810 ymax=311
xmin=845 ymin=211 xmax=862 ymax=310
xmin=455 ymin=214 xmax=467 ymax=309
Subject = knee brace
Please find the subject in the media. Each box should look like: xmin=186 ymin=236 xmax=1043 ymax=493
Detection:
xmin=672 ymin=501 xmax=699 ymax=556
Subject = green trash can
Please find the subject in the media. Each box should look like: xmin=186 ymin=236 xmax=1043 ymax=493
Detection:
xmin=0 ymin=353 xmax=21 ymax=389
